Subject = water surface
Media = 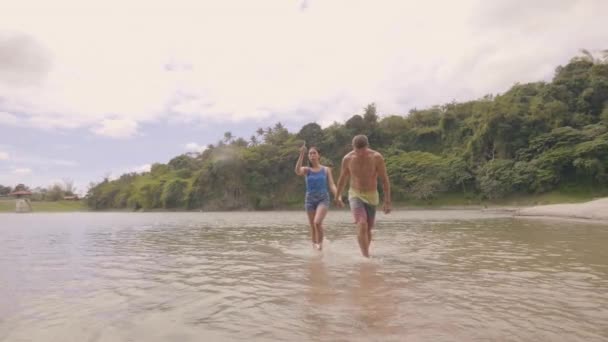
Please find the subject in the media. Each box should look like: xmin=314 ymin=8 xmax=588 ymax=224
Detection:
xmin=1 ymin=211 xmax=607 ymax=341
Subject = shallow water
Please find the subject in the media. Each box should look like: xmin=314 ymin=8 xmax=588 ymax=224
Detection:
xmin=1 ymin=210 xmax=607 ymax=341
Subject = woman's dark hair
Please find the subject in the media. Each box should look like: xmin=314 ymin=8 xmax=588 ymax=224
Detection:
xmin=308 ymin=146 xmax=320 ymax=167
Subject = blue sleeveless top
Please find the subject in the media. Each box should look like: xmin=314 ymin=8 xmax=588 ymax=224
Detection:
xmin=306 ymin=167 xmax=328 ymax=194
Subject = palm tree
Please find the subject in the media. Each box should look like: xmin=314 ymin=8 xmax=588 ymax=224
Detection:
xmin=250 ymin=135 xmax=259 ymax=146
xmin=579 ymin=48 xmax=594 ymax=62
xmin=577 ymin=48 xmax=608 ymax=64
xmin=223 ymin=131 xmax=234 ymax=144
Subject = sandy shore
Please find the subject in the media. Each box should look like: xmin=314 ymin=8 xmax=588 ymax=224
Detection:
xmin=514 ymin=198 xmax=608 ymax=221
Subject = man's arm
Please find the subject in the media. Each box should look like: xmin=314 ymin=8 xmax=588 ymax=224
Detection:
xmin=376 ymin=153 xmax=391 ymax=214
xmin=334 ymin=155 xmax=350 ymax=207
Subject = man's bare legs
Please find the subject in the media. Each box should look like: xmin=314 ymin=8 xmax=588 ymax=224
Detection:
xmin=349 ymin=198 xmax=375 ymax=258
xmin=367 ymin=218 xmax=374 ymax=251
xmin=357 ymin=220 xmax=370 ymax=258
xmin=367 ymin=226 xmax=372 ymax=252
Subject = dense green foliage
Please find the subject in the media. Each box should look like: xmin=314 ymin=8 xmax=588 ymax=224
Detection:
xmin=85 ymin=53 xmax=608 ymax=210
xmin=0 ymin=185 xmax=12 ymax=196
xmin=0 ymin=182 xmax=77 ymax=201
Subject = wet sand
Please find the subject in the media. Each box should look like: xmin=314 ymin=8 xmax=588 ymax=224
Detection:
xmin=515 ymin=198 xmax=608 ymax=222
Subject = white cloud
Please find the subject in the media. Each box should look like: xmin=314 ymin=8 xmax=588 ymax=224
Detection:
xmin=12 ymin=168 xmax=32 ymax=175
xmin=0 ymin=31 xmax=52 ymax=85
xmin=184 ymin=142 xmax=207 ymax=152
xmin=0 ymin=112 xmax=19 ymax=125
xmin=11 ymin=155 xmax=78 ymax=166
xmin=108 ymin=163 xmax=151 ymax=180
xmin=91 ymin=119 xmax=138 ymax=138
xmin=0 ymin=151 xmax=8 ymax=160
xmin=130 ymin=164 xmax=151 ymax=173
xmin=48 ymin=159 xmax=78 ymax=167
xmin=0 ymin=0 xmax=606 ymax=134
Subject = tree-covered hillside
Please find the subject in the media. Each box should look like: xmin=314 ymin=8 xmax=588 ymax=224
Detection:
xmin=86 ymin=52 xmax=608 ymax=210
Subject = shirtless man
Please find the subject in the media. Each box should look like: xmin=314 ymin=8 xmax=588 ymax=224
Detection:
xmin=335 ymin=135 xmax=391 ymax=258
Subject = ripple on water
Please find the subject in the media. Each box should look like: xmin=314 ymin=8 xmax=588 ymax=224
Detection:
xmin=0 ymin=212 xmax=607 ymax=341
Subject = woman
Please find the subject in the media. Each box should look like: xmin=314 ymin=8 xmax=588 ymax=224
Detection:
xmin=295 ymin=144 xmax=338 ymax=250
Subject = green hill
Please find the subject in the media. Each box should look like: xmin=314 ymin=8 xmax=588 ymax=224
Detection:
xmin=85 ymin=52 xmax=608 ymax=211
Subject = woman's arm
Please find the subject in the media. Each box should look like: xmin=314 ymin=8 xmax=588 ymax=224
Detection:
xmin=295 ymin=144 xmax=308 ymax=176
xmin=326 ymin=167 xmax=338 ymax=199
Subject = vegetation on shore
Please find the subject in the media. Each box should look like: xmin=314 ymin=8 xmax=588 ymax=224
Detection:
xmin=3 ymin=51 xmax=607 ymax=212
xmin=1 ymin=189 xmax=605 ymax=213
xmin=83 ymin=51 xmax=608 ymax=211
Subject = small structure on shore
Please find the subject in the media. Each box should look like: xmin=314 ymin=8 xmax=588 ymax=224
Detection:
xmin=10 ymin=190 xmax=33 ymax=213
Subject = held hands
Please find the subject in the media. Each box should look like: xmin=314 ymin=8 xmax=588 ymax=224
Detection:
xmin=334 ymin=196 xmax=345 ymax=208
xmin=383 ymin=200 xmax=392 ymax=214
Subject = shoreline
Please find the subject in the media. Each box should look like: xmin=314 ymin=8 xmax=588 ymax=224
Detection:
xmin=513 ymin=198 xmax=608 ymax=222
xmin=2 ymin=198 xmax=608 ymax=223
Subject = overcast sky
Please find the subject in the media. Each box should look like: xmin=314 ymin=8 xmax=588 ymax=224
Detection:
xmin=1 ymin=0 xmax=607 ymax=194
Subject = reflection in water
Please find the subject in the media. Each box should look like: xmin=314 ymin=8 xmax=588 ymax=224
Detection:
xmin=349 ymin=261 xmax=399 ymax=338
xmin=0 ymin=211 xmax=607 ymax=341
xmin=306 ymin=256 xmax=334 ymax=306
xmin=304 ymin=256 xmax=333 ymax=341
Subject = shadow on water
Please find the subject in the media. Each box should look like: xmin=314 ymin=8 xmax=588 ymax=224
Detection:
xmin=302 ymin=254 xmax=403 ymax=341
xmin=348 ymin=261 xmax=400 ymax=337
xmin=305 ymin=256 xmax=336 ymax=306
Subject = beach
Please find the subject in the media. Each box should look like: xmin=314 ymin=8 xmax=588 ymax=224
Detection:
xmin=515 ymin=197 xmax=608 ymax=222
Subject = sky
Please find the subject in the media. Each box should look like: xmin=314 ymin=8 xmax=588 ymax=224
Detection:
xmin=1 ymin=0 xmax=607 ymax=194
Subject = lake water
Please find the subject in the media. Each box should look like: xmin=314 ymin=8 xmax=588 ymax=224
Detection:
xmin=1 ymin=211 xmax=607 ymax=341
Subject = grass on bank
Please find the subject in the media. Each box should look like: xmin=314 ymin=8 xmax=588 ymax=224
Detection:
xmin=0 ymin=199 xmax=88 ymax=213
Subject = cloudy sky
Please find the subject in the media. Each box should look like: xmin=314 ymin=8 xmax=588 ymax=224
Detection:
xmin=1 ymin=0 xmax=607 ymax=194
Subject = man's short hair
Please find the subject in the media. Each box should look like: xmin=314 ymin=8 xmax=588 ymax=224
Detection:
xmin=352 ymin=135 xmax=369 ymax=149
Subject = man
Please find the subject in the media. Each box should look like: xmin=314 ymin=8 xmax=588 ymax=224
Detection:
xmin=335 ymin=134 xmax=391 ymax=258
